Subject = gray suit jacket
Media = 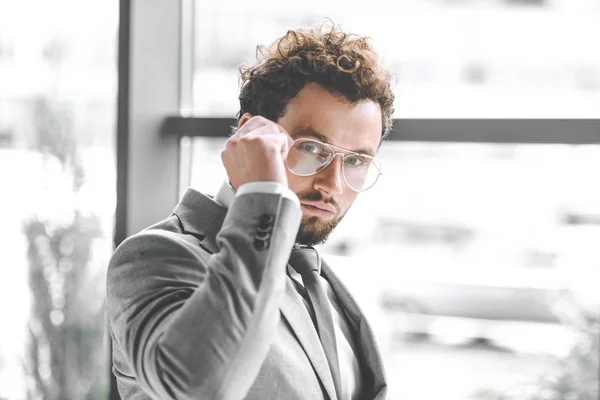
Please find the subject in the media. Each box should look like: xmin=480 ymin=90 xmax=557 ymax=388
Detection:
xmin=107 ymin=188 xmax=387 ymax=400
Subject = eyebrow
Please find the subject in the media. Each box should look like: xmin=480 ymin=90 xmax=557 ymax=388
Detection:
xmin=291 ymin=126 xmax=376 ymax=157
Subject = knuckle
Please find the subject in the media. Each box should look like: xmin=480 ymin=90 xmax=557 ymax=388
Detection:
xmin=265 ymin=142 xmax=281 ymax=154
xmin=240 ymin=134 xmax=255 ymax=144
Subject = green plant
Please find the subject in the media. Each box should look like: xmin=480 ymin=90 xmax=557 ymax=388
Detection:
xmin=470 ymin=306 xmax=599 ymax=400
xmin=529 ymin=309 xmax=599 ymax=400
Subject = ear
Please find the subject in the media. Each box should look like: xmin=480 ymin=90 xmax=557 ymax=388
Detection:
xmin=237 ymin=113 xmax=253 ymax=128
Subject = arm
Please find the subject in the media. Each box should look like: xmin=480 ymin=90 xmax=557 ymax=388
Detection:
xmin=107 ymin=191 xmax=301 ymax=400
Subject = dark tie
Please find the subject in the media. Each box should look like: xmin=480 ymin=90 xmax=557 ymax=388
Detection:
xmin=289 ymin=246 xmax=342 ymax=400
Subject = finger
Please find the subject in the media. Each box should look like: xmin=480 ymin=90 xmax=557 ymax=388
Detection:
xmin=264 ymin=132 xmax=292 ymax=159
xmin=235 ymin=115 xmax=273 ymax=137
xmin=240 ymin=125 xmax=290 ymax=145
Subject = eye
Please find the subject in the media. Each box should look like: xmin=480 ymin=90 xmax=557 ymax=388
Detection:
xmin=345 ymin=155 xmax=366 ymax=167
xmin=300 ymin=142 xmax=323 ymax=154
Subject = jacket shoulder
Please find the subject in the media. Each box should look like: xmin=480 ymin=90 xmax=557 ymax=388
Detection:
xmin=110 ymin=214 xmax=204 ymax=268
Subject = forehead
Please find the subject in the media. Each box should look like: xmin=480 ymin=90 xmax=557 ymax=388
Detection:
xmin=278 ymin=83 xmax=382 ymax=156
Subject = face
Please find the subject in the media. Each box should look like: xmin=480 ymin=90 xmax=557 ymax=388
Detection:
xmin=276 ymin=83 xmax=382 ymax=245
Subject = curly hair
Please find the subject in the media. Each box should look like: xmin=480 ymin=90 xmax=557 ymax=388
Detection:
xmin=237 ymin=22 xmax=395 ymax=139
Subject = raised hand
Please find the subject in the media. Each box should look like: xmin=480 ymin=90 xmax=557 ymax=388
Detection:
xmin=221 ymin=114 xmax=294 ymax=191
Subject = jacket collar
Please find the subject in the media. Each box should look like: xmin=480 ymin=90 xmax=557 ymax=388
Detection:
xmin=172 ymin=188 xmax=226 ymax=254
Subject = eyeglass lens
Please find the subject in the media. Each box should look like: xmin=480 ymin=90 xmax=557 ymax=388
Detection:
xmin=286 ymin=139 xmax=380 ymax=191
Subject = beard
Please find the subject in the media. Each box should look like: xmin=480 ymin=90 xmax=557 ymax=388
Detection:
xmin=295 ymin=191 xmax=346 ymax=246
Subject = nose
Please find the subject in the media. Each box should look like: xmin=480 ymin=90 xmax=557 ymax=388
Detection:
xmin=314 ymin=153 xmax=344 ymax=197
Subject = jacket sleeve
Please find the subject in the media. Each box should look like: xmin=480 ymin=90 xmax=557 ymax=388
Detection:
xmin=106 ymin=191 xmax=302 ymax=400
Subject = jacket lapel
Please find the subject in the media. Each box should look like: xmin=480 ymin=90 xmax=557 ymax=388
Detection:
xmin=321 ymin=261 xmax=388 ymax=400
xmin=280 ymin=278 xmax=338 ymax=400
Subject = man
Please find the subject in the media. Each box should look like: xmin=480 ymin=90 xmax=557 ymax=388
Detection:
xmin=107 ymin=22 xmax=395 ymax=400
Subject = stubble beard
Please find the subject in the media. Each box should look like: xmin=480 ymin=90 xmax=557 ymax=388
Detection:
xmin=295 ymin=211 xmax=346 ymax=246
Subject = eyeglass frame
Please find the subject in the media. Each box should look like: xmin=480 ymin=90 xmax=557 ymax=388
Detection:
xmin=285 ymin=137 xmax=382 ymax=192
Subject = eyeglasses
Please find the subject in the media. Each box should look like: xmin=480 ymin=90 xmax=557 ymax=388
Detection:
xmin=285 ymin=138 xmax=382 ymax=192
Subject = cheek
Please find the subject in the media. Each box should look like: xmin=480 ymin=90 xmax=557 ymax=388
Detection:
xmin=340 ymin=191 xmax=358 ymax=214
xmin=286 ymin=170 xmax=310 ymax=194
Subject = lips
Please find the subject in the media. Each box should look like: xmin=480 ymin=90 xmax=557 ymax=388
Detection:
xmin=301 ymin=202 xmax=336 ymax=215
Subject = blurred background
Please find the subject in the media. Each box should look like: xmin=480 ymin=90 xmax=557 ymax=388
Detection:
xmin=0 ymin=0 xmax=599 ymax=399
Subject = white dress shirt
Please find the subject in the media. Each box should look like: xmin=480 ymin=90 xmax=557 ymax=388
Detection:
xmin=212 ymin=180 xmax=363 ymax=400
